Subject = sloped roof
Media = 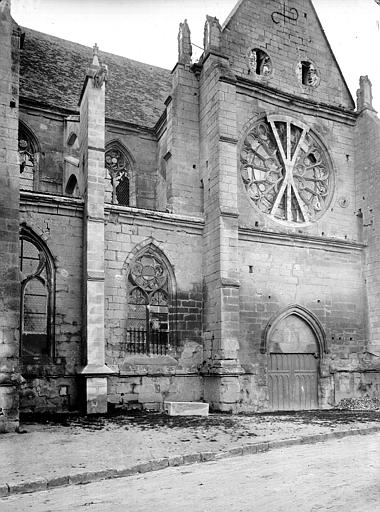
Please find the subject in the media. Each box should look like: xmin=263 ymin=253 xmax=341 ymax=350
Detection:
xmin=19 ymin=28 xmax=172 ymax=128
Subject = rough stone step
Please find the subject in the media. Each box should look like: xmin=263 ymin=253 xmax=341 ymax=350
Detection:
xmin=163 ymin=401 xmax=209 ymax=416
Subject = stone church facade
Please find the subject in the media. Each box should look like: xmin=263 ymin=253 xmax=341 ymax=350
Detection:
xmin=1 ymin=0 xmax=380 ymax=432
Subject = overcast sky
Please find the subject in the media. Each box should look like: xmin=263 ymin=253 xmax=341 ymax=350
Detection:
xmin=11 ymin=0 xmax=380 ymax=112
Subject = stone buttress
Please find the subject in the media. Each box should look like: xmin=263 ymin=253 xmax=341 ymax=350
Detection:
xmin=198 ymin=17 xmax=243 ymax=411
xmin=0 ymin=0 xmax=22 ymax=432
xmin=78 ymin=45 xmax=113 ymax=414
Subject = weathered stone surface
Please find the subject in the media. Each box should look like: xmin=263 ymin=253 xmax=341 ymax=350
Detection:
xmin=164 ymin=401 xmax=209 ymax=416
xmin=2 ymin=0 xmax=380 ymax=418
xmin=0 ymin=0 xmax=21 ymax=432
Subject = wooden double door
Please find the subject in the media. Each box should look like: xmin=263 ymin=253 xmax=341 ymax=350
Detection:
xmin=268 ymin=352 xmax=318 ymax=411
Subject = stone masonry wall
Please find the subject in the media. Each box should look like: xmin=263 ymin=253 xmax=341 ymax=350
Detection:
xmin=236 ymin=99 xmax=358 ymax=241
xmin=0 ymin=2 xmax=21 ymax=432
xmin=207 ymin=0 xmax=369 ymax=411
xmin=238 ymin=237 xmax=366 ymax=410
xmin=104 ymin=208 xmax=204 ymax=409
xmin=355 ymin=107 xmax=380 ymax=356
xmin=19 ymin=109 xmax=64 ymax=195
xmin=19 ymin=197 xmax=83 ymax=413
xmin=105 ymin=126 xmax=159 ymax=211
xmin=221 ymin=0 xmax=354 ymax=110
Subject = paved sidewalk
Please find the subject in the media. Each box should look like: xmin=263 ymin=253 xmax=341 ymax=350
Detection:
xmin=1 ymin=410 xmax=379 ymax=498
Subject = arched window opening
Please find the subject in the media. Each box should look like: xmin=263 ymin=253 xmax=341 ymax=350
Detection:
xmin=20 ymin=228 xmax=55 ymax=360
xmin=127 ymin=247 xmax=174 ymax=355
xmin=19 ymin=122 xmax=40 ymax=192
xmin=247 ymin=48 xmax=272 ymax=76
xmin=296 ymin=60 xmax=320 ymax=87
xmin=65 ymin=174 xmax=79 ymax=196
xmin=105 ymin=145 xmax=133 ymax=207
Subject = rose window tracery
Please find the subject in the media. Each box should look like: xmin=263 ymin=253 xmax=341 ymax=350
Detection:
xmin=129 ymin=252 xmax=168 ymax=293
xmin=240 ymin=115 xmax=333 ymax=224
xmin=127 ymin=249 xmax=171 ymax=354
xmin=105 ymin=147 xmax=131 ymax=206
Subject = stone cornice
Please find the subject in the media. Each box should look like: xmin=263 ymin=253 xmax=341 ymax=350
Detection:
xmin=19 ymin=99 xmax=74 ymax=120
xmin=20 ymin=98 xmax=158 ymax=135
xmin=219 ymin=135 xmax=238 ymax=145
xmin=239 ymin=227 xmax=365 ymax=253
xmin=20 ymin=191 xmax=84 ymax=213
xmin=105 ymin=204 xmax=204 ymax=234
xmin=236 ymin=77 xmax=357 ymax=125
xmin=106 ymin=118 xmax=156 ymax=137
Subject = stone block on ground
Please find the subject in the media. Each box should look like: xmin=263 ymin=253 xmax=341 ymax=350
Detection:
xmin=163 ymin=401 xmax=209 ymax=416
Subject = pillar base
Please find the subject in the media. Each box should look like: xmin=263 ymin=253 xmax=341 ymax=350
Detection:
xmin=80 ymin=364 xmax=114 ymax=415
xmin=0 ymin=384 xmax=19 ymax=433
xmin=83 ymin=375 xmax=108 ymax=414
xmin=203 ymin=359 xmax=244 ymax=412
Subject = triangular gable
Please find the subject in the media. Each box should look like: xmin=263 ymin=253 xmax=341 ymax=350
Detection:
xmin=220 ymin=0 xmax=354 ymax=110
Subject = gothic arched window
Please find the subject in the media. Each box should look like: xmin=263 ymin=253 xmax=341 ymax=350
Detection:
xmin=19 ymin=122 xmax=40 ymax=192
xmin=127 ymin=246 xmax=175 ymax=354
xmin=105 ymin=143 xmax=135 ymax=207
xmin=20 ymin=228 xmax=55 ymax=360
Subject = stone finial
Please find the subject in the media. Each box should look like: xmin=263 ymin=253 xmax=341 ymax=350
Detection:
xmin=0 ymin=0 xmax=11 ymax=19
xmin=178 ymin=19 xmax=192 ymax=65
xmin=0 ymin=0 xmax=11 ymax=11
xmin=203 ymin=15 xmax=222 ymax=53
xmin=92 ymin=43 xmax=100 ymax=67
xmin=356 ymin=75 xmax=374 ymax=112
xmin=87 ymin=43 xmax=108 ymax=89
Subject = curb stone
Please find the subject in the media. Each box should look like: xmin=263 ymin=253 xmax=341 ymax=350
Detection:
xmin=2 ymin=425 xmax=380 ymax=499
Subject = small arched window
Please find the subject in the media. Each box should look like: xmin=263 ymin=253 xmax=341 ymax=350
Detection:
xmin=127 ymin=246 xmax=175 ymax=354
xmin=65 ymin=174 xmax=79 ymax=196
xmin=18 ymin=122 xmax=40 ymax=192
xmin=20 ymin=227 xmax=55 ymax=360
xmin=105 ymin=143 xmax=135 ymax=207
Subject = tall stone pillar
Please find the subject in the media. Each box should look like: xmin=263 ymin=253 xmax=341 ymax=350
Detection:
xmin=79 ymin=45 xmax=113 ymax=414
xmin=355 ymin=76 xmax=380 ymax=359
xmin=165 ymin=20 xmax=201 ymax=216
xmin=199 ymin=17 xmax=243 ymax=411
xmin=0 ymin=0 xmax=21 ymax=432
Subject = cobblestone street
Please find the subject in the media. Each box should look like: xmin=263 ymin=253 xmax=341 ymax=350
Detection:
xmin=2 ymin=433 xmax=379 ymax=511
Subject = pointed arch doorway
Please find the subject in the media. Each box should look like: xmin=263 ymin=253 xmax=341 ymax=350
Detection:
xmin=264 ymin=306 xmax=325 ymax=411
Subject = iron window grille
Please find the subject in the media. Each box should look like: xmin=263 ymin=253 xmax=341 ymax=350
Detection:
xmin=127 ymin=249 xmax=175 ymax=355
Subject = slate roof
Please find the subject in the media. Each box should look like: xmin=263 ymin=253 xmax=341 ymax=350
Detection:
xmin=19 ymin=28 xmax=172 ymax=128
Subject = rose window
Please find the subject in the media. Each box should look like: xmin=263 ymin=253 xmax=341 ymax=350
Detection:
xmin=240 ymin=115 xmax=333 ymax=224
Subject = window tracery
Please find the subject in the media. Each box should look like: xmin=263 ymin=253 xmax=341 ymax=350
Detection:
xmin=18 ymin=123 xmax=39 ymax=191
xmin=127 ymin=248 xmax=173 ymax=354
xmin=20 ymin=228 xmax=55 ymax=360
xmin=105 ymin=146 xmax=132 ymax=206
xmin=240 ymin=115 xmax=333 ymax=225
